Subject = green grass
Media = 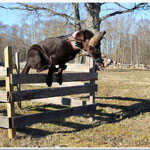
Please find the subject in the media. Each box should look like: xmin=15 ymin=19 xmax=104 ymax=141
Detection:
xmin=0 ymin=69 xmax=150 ymax=147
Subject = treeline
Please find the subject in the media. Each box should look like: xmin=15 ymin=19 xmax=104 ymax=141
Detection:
xmin=102 ymin=16 xmax=150 ymax=65
xmin=0 ymin=20 xmax=73 ymax=63
xmin=0 ymin=16 xmax=150 ymax=65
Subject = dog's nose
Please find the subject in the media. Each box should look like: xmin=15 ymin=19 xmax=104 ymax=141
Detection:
xmin=100 ymin=63 xmax=104 ymax=67
xmin=103 ymin=31 xmax=106 ymax=35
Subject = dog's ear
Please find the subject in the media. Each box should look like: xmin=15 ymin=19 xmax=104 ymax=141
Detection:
xmin=75 ymin=30 xmax=85 ymax=42
xmin=75 ymin=29 xmax=93 ymax=42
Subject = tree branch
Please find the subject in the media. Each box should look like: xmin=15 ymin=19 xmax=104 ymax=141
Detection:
xmin=0 ymin=3 xmax=75 ymax=21
xmin=100 ymin=3 xmax=148 ymax=22
xmin=114 ymin=3 xmax=129 ymax=10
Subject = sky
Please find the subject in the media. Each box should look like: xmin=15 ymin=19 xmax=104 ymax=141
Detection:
xmin=0 ymin=2 xmax=149 ymax=26
xmin=0 ymin=5 xmax=23 ymax=26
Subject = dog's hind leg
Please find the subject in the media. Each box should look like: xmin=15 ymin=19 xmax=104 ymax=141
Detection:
xmin=55 ymin=64 xmax=67 ymax=85
xmin=21 ymin=63 xmax=30 ymax=74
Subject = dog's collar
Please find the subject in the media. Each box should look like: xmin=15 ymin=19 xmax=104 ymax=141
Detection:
xmin=67 ymin=36 xmax=81 ymax=51
xmin=72 ymin=31 xmax=78 ymax=39
xmin=67 ymin=31 xmax=82 ymax=51
xmin=67 ymin=31 xmax=89 ymax=57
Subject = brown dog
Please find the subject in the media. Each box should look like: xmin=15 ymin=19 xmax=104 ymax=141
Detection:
xmin=22 ymin=29 xmax=106 ymax=86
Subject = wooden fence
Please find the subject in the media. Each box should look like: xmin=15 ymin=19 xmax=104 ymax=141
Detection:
xmin=0 ymin=46 xmax=98 ymax=139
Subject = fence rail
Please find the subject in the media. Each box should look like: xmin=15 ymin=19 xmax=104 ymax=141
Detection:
xmin=0 ymin=80 xmax=5 ymax=87
xmin=11 ymin=72 xmax=97 ymax=85
xmin=11 ymin=84 xmax=97 ymax=102
xmin=0 ymin=91 xmax=8 ymax=102
xmin=0 ymin=46 xmax=98 ymax=139
xmin=0 ymin=66 xmax=7 ymax=77
xmin=0 ymin=116 xmax=10 ymax=128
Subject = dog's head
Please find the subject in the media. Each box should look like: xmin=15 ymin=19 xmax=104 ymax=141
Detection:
xmin=74 ymin=29 xmax=106 ymax=70
xmin=73 ymin=29 xmax=94 ymax=51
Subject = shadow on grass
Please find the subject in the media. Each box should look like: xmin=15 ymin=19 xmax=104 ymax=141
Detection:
xmin=2 ymin=96 xmax=150 ymax=139
xmin=17 ymin=119 xmax=95 ymax=139
xmin=15 ymin=103 xmax=98 ymax=138
xmin=95 ymin=96 xmax=150 ymax=123
xmin=24 ymin=103 xmax=69 ymax=112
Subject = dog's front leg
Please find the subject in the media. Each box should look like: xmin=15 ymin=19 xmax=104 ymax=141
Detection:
xmin=46 ymin=66 xmax=56 ymax=87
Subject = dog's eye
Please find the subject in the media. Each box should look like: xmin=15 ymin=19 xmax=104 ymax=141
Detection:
xmin=95 ymin=45 xmax=100 ymax=50
xmin=95 ymin=49 xmax=99 ymax=53
xmin=89 ymin=46 xmax=95 ymax=51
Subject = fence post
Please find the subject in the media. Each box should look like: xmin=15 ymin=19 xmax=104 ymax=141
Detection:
xmin=15 ymin=52 xmax=21 ymax=109
xmin=5 ymin=46 xmax=16 ymax=139
xmin=89 ymin=57 xmax=96 ymax=121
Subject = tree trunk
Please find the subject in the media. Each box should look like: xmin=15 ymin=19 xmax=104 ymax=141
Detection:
xmin=85 ymin=3 xmax=101 ymax=33
xmin=72 ymin=3 xmax=81 ymax=31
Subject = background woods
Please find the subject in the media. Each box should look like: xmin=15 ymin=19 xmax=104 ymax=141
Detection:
xmin=0 ymin=3 xmax=149 ymax=65
xmin=102 ymin=17 xmax=150 ymax=65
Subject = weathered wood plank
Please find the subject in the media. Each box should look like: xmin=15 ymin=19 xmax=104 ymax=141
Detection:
xmin=11 ymin=73 xmax=98 ymax=85
xmin=13 ymin=104 xmax=97 ymax=128
xmin=0 ymin=66 xmax=7 ymax=77
xmin=0 ymin=116 xmax=10 ymax=128
xmin=11 ymin=84 xmax=97 ymax=102
xmin=0 ymin=80 xmax=5 ymax=87
xmin=15 ymin=52 xmax=22 ymax=109
xmin=89 ymin=57 xmax=96 ymax=121
xmin=0 ymin=91 xmax=8 ymax=102
xmin=5 ymin=46 xmax=16 ymax=138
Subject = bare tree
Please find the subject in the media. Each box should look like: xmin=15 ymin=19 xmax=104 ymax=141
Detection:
xmin=85 ymin=3 xmax=102 ymax=32
xmin=85 ymin=3 xmax=149 ymax=32
xmin=0 ymin=3 xmax=150 ymax=64
xmin=72 ymin=3 xmax=81 ymax=30
xmin=0 ymin=3 xmax=149 ymax=32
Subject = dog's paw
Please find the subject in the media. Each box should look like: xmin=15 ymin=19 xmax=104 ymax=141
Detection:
xmin=62 ymin=65 xmax=67 ymax=70
xmin=46 ymin=76 xmax=53 ymax=87
xmin=46 ymin=81 xmax=52 ymax=87
xmin=46 ymin=82 xmax=52 ymax=87
xmin=56 ymin=74 xmax=63 ymax=85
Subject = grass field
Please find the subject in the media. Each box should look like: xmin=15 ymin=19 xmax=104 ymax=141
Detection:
xmin=0 ymin=69 xmax=150 ymax=147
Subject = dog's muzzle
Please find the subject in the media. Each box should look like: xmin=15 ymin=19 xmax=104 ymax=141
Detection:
xmin=95 ymin=58 xmax=104 ymax=71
